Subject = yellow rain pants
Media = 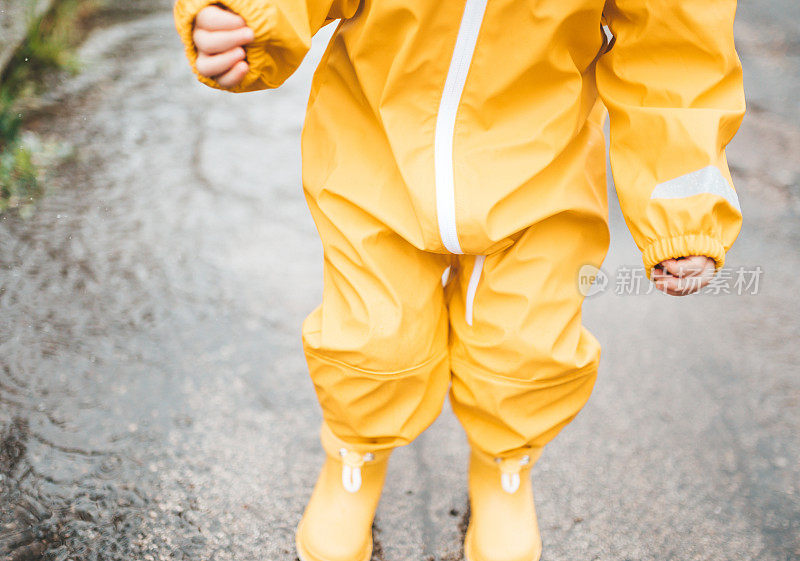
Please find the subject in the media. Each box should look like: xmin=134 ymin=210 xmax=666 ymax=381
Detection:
xmin=174 ymin=0 xmax=745 ymax=458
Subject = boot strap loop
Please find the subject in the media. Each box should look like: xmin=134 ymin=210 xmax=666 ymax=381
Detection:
xmin=495 ymin=454 xmax=531 ymax=494
xmin=339 ymin=448 xmax=374 ymax=493
xmin=500 ymin=472 xmax=521 ymax=494
xmin=341 ymin=464 xmax=362 ymax=493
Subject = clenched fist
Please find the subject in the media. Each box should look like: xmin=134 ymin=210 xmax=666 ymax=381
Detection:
xmin=653 ymin=255 xmax=717 ymax=296
xmin=193 ymin=5 xmax=254 ymax=88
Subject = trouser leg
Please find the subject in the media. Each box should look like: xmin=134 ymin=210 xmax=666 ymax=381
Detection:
xmin=301 ymin=192 xmax=452 ymax=452
xmin=447 ymin=116 xmax=610 ymax=459
xmin=449 ymin=204 xmax=609 ymax=561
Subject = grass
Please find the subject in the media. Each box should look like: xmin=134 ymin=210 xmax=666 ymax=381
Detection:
xmin=0 ymin=141 xmax=41 ymax=216
xmin=0 ymin=0 xmax=103 ymax=216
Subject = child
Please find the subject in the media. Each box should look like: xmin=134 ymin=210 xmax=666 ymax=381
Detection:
xmin=173 ymin=1 xmax=744 ymax=560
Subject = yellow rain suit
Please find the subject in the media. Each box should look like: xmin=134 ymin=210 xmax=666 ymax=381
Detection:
xmin=174 ymin=0 xmax=745 ymax=460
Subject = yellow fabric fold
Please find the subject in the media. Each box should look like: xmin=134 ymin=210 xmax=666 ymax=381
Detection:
xmin=642 ymin=233 xmax=727 ymax=278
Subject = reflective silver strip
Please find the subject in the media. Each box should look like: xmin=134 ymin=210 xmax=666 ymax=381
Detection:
xmin=434 ymin=0 xmax=489 ymax=254
xmin=650 ymin=165 xmax=741 ymax=212
xmin=441 ymin=265 xmax=451 ymax=287
xmin=465 ymin=255 xmax=485 ymax=326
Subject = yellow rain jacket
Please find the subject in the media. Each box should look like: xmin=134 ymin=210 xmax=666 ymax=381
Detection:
xmin=174 ymin=0 xmax=745 ymax=458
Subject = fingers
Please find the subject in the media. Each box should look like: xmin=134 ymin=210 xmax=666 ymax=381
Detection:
xmin=193 ymin=26 xmax=254 ymax=55
xmin=196 ymin=47 xmax=246 ymax=78
xmin=652 ymin=256 xmax=716 ymax=296
xmin=653 ymin=275 xmax=700 ymax=296
xmin=215 ymin=60 xmax=250 ymax=88
xmin=195 ymin=5 xmax=246 ymax=30
xmin=192 ymin=6 xmax=253 ymax=86
xmin=660 ymin=255 xmax=713 ymax=278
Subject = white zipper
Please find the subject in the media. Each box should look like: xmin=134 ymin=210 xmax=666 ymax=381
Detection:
xmin=434 ymin=0 xmax=489 ymax=254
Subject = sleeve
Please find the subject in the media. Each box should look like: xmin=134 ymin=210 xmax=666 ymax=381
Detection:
xmin=596 ymin=0 xmax=746 ymax=276
xmin=173 ymin=0 xmax=361 ymax=93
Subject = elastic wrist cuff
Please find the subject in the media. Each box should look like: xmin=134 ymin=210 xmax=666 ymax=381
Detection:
xmin=641 ymin=233 xmax=726 ymax=278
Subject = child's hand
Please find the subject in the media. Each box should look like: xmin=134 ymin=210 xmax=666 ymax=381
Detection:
xmin=193 ymin=5 xmax=254 ymax=88
xmin=652 ymin=255 xmax=716 ymax=296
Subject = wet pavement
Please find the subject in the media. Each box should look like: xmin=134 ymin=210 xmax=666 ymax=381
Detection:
xmin=0 ymin=2 xmax=798 ymax=560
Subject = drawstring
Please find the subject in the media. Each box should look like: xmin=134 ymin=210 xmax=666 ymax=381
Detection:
xmin=465 ymin=255 xmax=485 ymax=326
xmin=339 ymin=448 xmax=375 ymax=493
xmin=495 ymin=454 xmax=531 ymax=494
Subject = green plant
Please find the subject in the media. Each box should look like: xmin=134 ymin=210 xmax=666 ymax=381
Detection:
xmin=1 ymin=0 xmax=98 ymax=99
xmin=0 ymin=95 xmax=22 ymax=143
xmin=0 ymin=142 xmax=42 ymax=217
xmin=0 ymin=0 xmax=103 ymax=215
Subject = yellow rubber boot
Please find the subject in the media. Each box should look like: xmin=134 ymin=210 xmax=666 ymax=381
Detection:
xmin=296 ymin=426 xmax=391 ymax=561
xmin=464 ymin=447 xmax=543 ymax=561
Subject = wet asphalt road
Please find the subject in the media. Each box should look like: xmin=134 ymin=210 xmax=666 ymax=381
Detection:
xmin=0 ymin=2 xmax=798 ymax=560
